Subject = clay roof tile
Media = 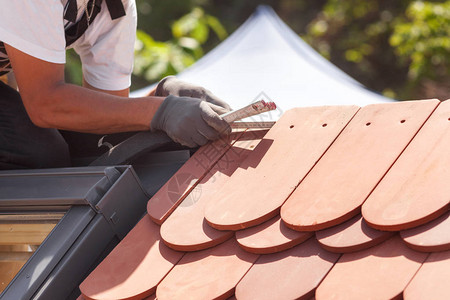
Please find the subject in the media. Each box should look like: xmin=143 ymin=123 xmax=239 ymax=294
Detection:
xmin=79 ymin=99 xmax=450 ymax=300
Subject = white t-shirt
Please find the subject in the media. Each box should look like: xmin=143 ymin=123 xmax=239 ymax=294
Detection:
xmin=0 ymin=0 xmax=137 ymax=91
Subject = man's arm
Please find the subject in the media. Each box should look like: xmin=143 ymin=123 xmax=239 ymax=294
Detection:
xmin=83 ymin=79 xmax=129 ymax=97
xmin=6 ymin=44 xmax=163 ymax=134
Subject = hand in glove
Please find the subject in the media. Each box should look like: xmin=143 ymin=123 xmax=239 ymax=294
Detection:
xmin=151 ymin=95 xmax=231 ymax=148
xmin=155 ymin=76 xmax=232 ymax=111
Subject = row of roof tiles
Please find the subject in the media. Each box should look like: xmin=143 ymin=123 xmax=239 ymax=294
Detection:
xmin=79 ymin=99 xmax=449 ymax=300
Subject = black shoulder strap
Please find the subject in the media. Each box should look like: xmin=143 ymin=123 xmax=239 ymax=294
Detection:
xmin=64 ymin=0 xmax=126 ymax=47
xmin=104 ymin=0 xmax=126 ymax=20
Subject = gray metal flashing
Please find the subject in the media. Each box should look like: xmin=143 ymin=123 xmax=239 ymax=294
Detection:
xmin=94 ymin=166 xmax=149 ymax=239
xmin=66 ymin=237 xmax=120 ymax=300
xmin=133 ymin=150 xmax=190 ymax=196
xmin=82 ymin=167 xmax=123 ymax=212
xmin=0 ymin=166 xmax=116 ymax=177
xmin=0 ymin=205 xmax=72 ymax=212
xmin=0 ymin=167 xmax=123 ymax=208
xmin=32 ymin=214 xmax=119 ymax=300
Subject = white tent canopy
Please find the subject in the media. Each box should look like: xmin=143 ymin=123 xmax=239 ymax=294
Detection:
xmin=132 ymin=5 xmax=393 ymax=121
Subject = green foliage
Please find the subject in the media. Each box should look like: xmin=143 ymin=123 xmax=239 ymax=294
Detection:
xmin=133 ymin=7 xmax=227 ymax=83
xmin=64 ymin=49 xmax=83 ymax=86
xmin=304 ymin=0 xmax=450 ymax=99
xmin=63 ymin=0 xmax=449 ymax=100
xmin=390 ymin=1 xmax=450 ymax=81
xmin=305 ymin=0 xmax=408 ymax=98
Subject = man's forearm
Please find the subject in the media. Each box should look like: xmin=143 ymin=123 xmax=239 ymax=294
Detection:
xmin=5 ymin=43 xmax=164 ymax=134
xmin=35 ymin=82 xmax=164 ymax=134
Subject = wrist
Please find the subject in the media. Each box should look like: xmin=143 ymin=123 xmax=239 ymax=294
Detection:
xmin=150 ymin=95 xmax=174 ymax=131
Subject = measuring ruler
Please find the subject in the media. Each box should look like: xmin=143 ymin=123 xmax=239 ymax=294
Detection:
xmin=221 ymin=100 xmax=277 ymax=128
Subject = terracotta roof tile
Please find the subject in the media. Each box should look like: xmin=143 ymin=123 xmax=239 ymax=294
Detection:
xmin=400 ymin=211 xmax=450 ymax=252
xmin=281 ymin=100 xmax=439 ymax=231
xmin=235 ymin=215 xmax=312 ymax=254
xmin=235 ymin=238 xmax=338 ymax=300
xmin=79 ymin=99 xmax=450 ymax=299
xmin=362 ymin=100 xmax=450 ymax=231
xmin=315 ymin=214 xmax=394 ymax=253
xmin=316 ymin=236 xmax=427 ymax=300
xmin=156 ymin=238 xmax=257 ymax=300
xmin=404 ymin=250 xmax=450 ymax=300
xmin=147 ymin=131 xmax=245 ymax=224
xmin=160 ymin=130 xmax=267 ymax=252
xmin=204 ymin=106 xmax=359 ymax=230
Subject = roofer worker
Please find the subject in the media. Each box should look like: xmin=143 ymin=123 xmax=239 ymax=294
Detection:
xmin=0 ymin=0 xmax=231 ymax=170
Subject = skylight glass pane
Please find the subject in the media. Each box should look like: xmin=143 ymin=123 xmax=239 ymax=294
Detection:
xmin=0 ymin=212 xmax=65 ymax=293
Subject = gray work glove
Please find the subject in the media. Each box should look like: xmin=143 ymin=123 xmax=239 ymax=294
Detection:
xmin=151 ymin=95 xmax=231 ymax=148
xmin=155 ymin=76 xmax=232 ymax=111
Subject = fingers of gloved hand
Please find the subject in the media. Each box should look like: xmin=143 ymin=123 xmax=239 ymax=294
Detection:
xmin=199 ymin=102 xmax=232 ymax=136
xmin=151 ymin=95 xmax=229 ymax=147
xmin=175 ymin=122 xmax=218 ymax=147
xmin=208 ymin=102 xmax=232 ymax=116
xmin=155 ymin=76 xmax=185 ymax=97
xmin=165 ymin=127 xmax=199 ymax=148
xmin=196 ymin=118 xmax=222 ymax=141
xmin=180 ymin=87 xmax=232 ymax=112
xmin=156 ymin=76 xmax=190 ymax=97
xmin=167 ymin=124 xmax=210 ymax=148
xmin=203 ymin=90 xmax=232 ymax=111
xmin=156 ymin=76 xmax=232 ymax=111
xmin=180 ymin=109 xmax=221 ymax=144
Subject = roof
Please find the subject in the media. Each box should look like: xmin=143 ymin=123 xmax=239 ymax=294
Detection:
xmin=132 ymin=6 xmax=393 ymax=121
xmin=79 ymin=99 xmax=449 ymax=300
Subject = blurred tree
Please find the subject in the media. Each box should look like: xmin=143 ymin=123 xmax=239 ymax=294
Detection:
xmin=65 ymin=49 xmax=83 ymax=86
xmin=390 ymin=1 xmax=450 ymax=99
xmin=305 ymin=0 xmax=450 ymax=99
xmin=133 ymin=7 xmax=227 ymax=85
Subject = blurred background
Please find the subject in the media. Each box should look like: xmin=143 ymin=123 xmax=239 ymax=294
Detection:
xmin=65 ymin=0 xmax=450 ymax=101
